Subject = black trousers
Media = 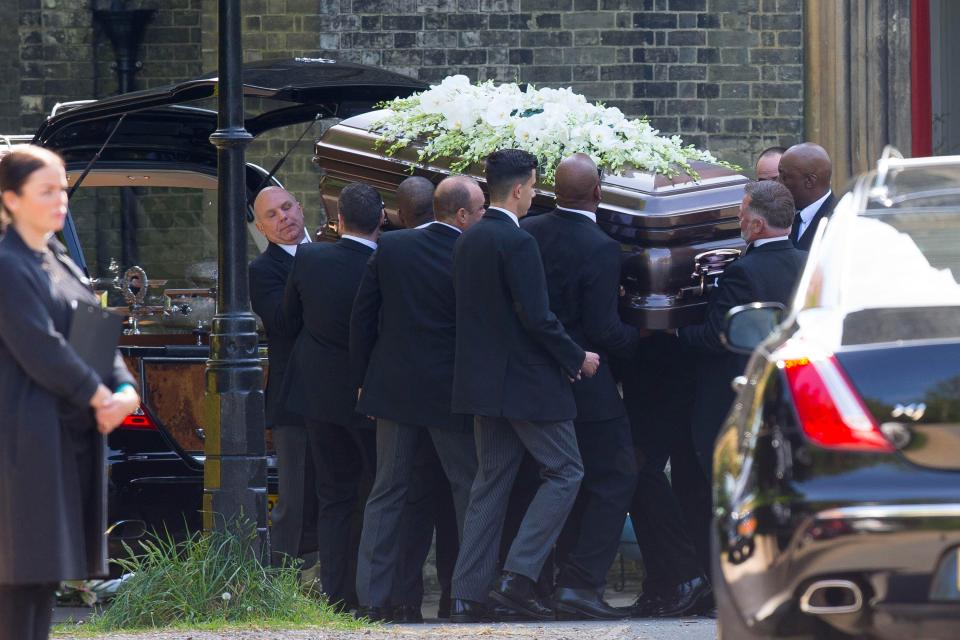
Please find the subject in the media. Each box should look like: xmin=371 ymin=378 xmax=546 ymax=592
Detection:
xmin=621 ymin=334 xmax=708 ymax=591
xmin=392 ymin=436 xmax=460 ymax=607
xmin=306 ymin=418 xmax=376 ymax=609
xmin=356 ymin=420 xmax=476 ymax=608
xmin=556 ymin=414 xmax=638 ymax=590
xmin=270 ymin=423 xmax=319 ymax=567
xmin=0 ymin=583 xmax=56 ymax=640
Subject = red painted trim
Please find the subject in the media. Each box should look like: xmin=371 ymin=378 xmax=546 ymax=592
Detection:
xmin=911 ymin=0 xmax=933 ymax=157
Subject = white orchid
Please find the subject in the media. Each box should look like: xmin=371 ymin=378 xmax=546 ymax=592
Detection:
xmin=372 ymin=77 xmax=736 ymax=184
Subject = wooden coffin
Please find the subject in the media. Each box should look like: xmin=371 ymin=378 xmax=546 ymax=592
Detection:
xmin=314 ymin=110 xmax=750 ymax=329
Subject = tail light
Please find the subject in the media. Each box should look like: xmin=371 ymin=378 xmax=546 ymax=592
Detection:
xmin=120 ymin=404 xmax=159 ymax=431
xmin=779 ymin=343 xmax=894 ymax=453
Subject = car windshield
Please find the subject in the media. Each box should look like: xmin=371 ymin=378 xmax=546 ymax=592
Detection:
xmin=796 ymin=159 xmax=960 ymax=347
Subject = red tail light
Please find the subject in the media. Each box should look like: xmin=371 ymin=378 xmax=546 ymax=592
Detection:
xmin=120 ymin=404 xmax=159 ymax=431
xmin=780 ymin=345 xmax=894 ymax=453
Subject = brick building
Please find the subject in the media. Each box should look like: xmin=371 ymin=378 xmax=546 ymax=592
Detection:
xmin=1 ymin=0 xmax=956 ymax=257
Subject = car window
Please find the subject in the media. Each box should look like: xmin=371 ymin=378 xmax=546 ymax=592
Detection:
xmin=796 ymin=172 xmax=960 ymax=347
xmin=68 ymin=183 xmax=261 ymax=332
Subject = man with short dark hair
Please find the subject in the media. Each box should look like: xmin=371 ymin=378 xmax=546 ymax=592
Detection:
xmin=679 ymin=179 xmax=805 ymax=475
xmin=396 ymin=176 xmax=436 ymax=229
xmin=249 ymin=187 xmax=316 ymax=570
xmin=282 ymin=182 xmax=384 ymax=610
xmin=521 ymin=153 xmax=639 ymax=620
xmin=778 ymin=142 xmax=834 ymax=250
xmin=350 ymin=176 xmax=486 ymax=622
xmin=449 ymin=149 xmax=600 ymax=622
xmin=755 ymin=146 xmax=786 ymax=182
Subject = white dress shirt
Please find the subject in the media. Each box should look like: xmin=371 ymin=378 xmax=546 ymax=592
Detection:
xmin=752 ymin=234 xmax=791 ymax=248
xmin=416 ymin=220 xmax=462 ymax=234
xmin=342 ymin=234 xmax=378 ymax=250
xmin=557 ymin=207 xmax=597 ymax=223
xmin=278 ymin=235 xmax=310 ymax=256
xmin=487 ymin=206 xmax=519 ymax=227
xmin=797 ymin=191 xmax=832 ymax=239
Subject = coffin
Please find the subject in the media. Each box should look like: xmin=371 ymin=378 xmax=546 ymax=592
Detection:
xmin=314 ymin=110 xmax=749 ymax=329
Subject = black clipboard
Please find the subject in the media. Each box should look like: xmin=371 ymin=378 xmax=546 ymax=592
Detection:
xmin=69 ymin=300 xmax=124 ymax=381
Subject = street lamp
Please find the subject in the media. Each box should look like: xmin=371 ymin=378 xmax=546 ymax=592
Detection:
xmin=204 ymin=0 xmax=267 ymax=556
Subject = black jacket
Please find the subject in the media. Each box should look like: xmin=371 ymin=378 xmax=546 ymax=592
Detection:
xmin=791 ymin=192 xmax=834 ymax=251
xmin=452 ymin=208 xmax=585 ymax=422
xmin=521 ymin=208 xmax=639 ymax=422
xmin=282 ymin=238 xmax=375 ymax=427
xmin=351 ymin=223 xmax=470 ymax=430
xmin=679 ymin=239 xmax=806 ymax=444
xmin=0 ymin=227 xmax=134 ymax=584
xmin=249 ymin=242 xmax=303 ymax=428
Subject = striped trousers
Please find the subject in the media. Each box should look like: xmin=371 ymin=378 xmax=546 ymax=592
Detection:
xmin=451 ymin=415 xmax=583 ymax=602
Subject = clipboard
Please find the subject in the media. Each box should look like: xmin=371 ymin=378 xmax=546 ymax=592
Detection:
xmin=69 ymin=300 xmax=124 ymax=381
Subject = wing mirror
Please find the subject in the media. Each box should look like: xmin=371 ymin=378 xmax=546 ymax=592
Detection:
xmin=722 ymin=302 xmax=785 ymax=354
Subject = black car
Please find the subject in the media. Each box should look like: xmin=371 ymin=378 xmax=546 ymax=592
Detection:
xmin=714 ymin=150 xmax=960 ymax=639
xmin=19 ymin=59 xmax=425 ymax=560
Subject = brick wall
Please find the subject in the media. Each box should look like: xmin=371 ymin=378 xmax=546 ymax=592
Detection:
xmin=4 ymin=0 xmax=805 ymax=234
xmin=210 ymin=0 xmax=804 ymax=176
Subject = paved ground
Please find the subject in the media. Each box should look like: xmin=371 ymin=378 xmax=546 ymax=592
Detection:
xmin=55 ymin=595 xmax=717 ymax=640
xmin=54 ymin=618 xmax=716 ymax=640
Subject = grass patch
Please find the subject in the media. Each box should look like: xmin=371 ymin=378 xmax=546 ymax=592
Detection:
xmin=58 ymin=522 xmax=366 ymax=634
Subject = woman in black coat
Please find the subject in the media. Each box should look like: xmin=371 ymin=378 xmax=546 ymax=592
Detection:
xmin=0 ymin=146 xmax=140 ymax=640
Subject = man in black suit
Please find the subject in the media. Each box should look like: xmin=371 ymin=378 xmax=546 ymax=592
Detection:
xmin=395 ymin=176 xmax=436 ymax=229
xmin=449 ymin=149 xmax=600 ymax=623
xmin=350 ymin=176 xmax=487 ymax=622
xmin=680 ymin=179 xmax=806 ymax=476
xmin=282 ymin=182 xmax=384 ymax=610
xmin=778 ymin=142 xmax=834 ymax=250
xmin=248 ymin=186 xmax=316 ymax=569
xmin=520 ymin=154 xmax=639 ymax=620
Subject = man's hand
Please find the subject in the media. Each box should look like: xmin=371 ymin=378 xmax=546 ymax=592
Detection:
xmin=95 ymin=386 xmax=141 ymax=435
xmin=581 ymin=351 xmax=600 ymax=378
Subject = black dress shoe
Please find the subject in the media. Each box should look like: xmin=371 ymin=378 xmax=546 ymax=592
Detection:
xmin=449 ymin=598 xmax=489 ymax=623
xmin=553 ymin=586 xmax=629 ymax=620
xmin=488 ymin=571 xmax=554 ymax=621
xmin=627 ymin=591 xmax=665 ymax=618
xmin=391 ymin=604 xmax=424 ymax=623
xmin=654 ymin=575 xmax=713 ymax=617
xmin=437 ymin=592 xmax=452 ymax=619
xmin=354 ymin=605 xmax=392 ymax=622
xmin=489 ymin=603 xmax=532 ymax=622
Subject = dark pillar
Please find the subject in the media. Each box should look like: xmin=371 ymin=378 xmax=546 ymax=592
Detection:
xmin=204 ymin=0 xmax=267 ymax=555
xmin=92 ymin=7 xmax=154 ymax=270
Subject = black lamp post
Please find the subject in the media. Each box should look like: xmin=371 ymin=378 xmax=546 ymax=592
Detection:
xmin=204 ymin=0 xmax=267 ymax=554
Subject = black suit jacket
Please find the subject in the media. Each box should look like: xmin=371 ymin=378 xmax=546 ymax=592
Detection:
xmin=282 ymin=237 xmax=375 ymax=427
xmin=679 ymin=239 xmax=806 ymax=441
xmin=791 ymin=193 xmax=834 ymax=251
xmin=452 ymin=208 xmax=585 ymax=422
xmin=249 ymin=242 xmax=303 ymax=428
xmin=521 ymin=208 xmax=639 ymax=422
xmin=351 ymin=223 xmax=470 ymax=430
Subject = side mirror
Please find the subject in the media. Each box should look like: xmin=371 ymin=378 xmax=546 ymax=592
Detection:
xmin=722 ymin=303 xmax=785 ymax=354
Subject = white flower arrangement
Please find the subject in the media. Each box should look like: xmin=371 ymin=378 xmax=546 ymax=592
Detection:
xmin=373 ymin=75 xmax=735 ymax=184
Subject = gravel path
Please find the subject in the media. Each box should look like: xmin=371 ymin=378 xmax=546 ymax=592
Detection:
xmin=55 ymin=618 xmax=716 ymax=640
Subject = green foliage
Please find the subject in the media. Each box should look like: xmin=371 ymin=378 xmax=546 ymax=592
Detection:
xmin=80 ymin=524 xmax=361 ymax=632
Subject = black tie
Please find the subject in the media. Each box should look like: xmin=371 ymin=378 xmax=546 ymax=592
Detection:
xmin=790 ymin=210 xmax=803 ymax=244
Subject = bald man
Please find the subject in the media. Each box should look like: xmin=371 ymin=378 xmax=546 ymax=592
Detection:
xmin=248 ymin=186 xmax=315 ymax=568
xmin=350 ymin=176 xmax=486 ymax=621
xmin=520 ymin=154 xmax=639 ymax=620
xmin=778 ymin=142 xmax=834 ymax=250
xmin=396 ymin=176 xmax=436 ymax=229
xmin=754 ymin=146 xmax=785 ymax=182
